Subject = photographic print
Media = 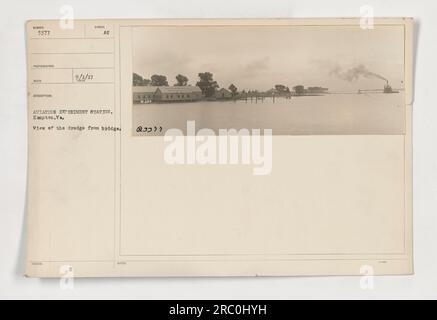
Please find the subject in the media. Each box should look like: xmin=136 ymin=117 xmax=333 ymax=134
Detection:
xmin=24 ymin=18 xmax=413 ymax=279
xmin=132 ymin=24 xmax=406 ymax=135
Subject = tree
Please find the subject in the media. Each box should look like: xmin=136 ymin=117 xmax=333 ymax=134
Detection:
xmin=293 ymin=85 xmax=305 ymax=96
xmin=175 ymin=74 xmax=188 ymax=86
xmin=133 ymin=73 xmax=151 ymax=86
xmin=196 ymin=72 xmax=219 ymax=98
xmin=228 ymin=84 xmax=238 ymax=97
xmin=133 ymin=73 xmax=142 ymax=86
xmin=274 ymin=84 xmax=291 ymax=95
xmin=274 ymin=84 xmax=286 ymax=93
xmin=151 ymin=74 xmax=168 ymax=86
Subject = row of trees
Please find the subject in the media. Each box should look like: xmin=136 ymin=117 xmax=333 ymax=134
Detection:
xmin=133 ymin=72 xmax=239 ymax=98
xmin=133 ymin=72 xmax=311 ymax=97
xmin=273 ymin=85 xmax=307 ymax=96
xmin=133 ymin=73 xmax=169 ymax=86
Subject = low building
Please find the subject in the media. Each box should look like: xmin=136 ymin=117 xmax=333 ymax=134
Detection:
xmin=133 ymin=86 xmax=158 ymax=103
xmin=214 ymin=88 xmax=233 ymax=100
xmin=237 ymin=91 xmax=248 ymax=99
xmin=154 ymin=86 xmax=203 ymax=102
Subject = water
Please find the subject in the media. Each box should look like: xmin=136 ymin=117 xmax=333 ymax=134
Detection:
xmin=133 ymin=93 xmax=405 ymax=135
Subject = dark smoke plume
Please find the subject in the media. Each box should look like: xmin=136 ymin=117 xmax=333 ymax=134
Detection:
xmin=329 ymin=64 xmax=387 ymax=82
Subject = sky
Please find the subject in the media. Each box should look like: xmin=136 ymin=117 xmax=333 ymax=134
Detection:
xmin=132 ymin=25 xmax=404 ymax=92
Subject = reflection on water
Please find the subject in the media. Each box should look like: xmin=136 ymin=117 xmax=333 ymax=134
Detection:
xmin=132 ymin=93 xmax=405 ymax=135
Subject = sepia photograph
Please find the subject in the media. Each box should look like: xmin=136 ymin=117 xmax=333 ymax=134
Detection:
xmin=3 ymin=0 xmax=437 ymax=302
xmin=132 ymin=25 xmax=406 ymax=135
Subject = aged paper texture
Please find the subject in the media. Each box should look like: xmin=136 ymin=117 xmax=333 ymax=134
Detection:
xmin=25 ymin=18 xmax=413 ymax=277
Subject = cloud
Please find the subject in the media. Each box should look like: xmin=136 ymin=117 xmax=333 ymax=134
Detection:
xmin=242 ymin=57 xmax=270 ymax=77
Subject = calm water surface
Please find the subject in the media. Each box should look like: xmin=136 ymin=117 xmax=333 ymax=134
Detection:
xmin=133 ymin=93 xmax=405 ymax=135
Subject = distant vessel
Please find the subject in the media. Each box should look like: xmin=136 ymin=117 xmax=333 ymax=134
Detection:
xmin=357 ymin=80 xmax=399 ymax=94
xmin=383 ymin=81 xmax=399 ymax=94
